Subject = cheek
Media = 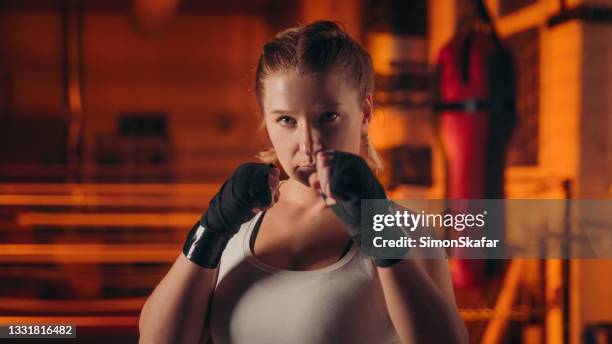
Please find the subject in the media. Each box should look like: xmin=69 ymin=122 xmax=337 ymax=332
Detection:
xmin=267 ymin=128 xmax=301 ymax=178
xmin=347 ymin=113 xmax=365 ymax=151
xmin=267 ymin=125 xmax=284 ymax=146
xmin=324 ymin=119 xmax=362 ymax=153
xmin=267 ymin=126 xmax=296 ymax=159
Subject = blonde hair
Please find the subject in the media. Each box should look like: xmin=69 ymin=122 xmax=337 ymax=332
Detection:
xmin=254 ymin=21 xmax=384 ymax=174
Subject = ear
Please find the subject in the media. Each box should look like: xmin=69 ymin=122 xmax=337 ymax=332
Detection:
xmin=361 ymin=93 xmax=373 ymax=130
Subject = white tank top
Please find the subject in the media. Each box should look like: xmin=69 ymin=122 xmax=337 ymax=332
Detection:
xmin=209 ymin=211 xmax=401 ymax=344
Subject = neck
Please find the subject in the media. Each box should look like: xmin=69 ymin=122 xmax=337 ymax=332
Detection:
xmin=280 ymin=178 xmax=327 ymax=211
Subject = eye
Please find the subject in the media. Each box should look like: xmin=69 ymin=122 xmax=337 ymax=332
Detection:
xmin=276 ymin=116 xmax=296 ymax=127
xmin=319 ymin=112 xmax=339 ymax=123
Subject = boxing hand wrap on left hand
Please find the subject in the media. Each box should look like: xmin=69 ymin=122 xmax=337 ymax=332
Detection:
xmin=327 ymin=151 xmax=408 ymax=267
xmin=183 ymin=162 xmax=275 ymax=268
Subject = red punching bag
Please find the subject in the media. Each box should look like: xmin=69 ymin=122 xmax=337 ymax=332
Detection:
xmin=434 ymin=15 xmax=516 ymax=287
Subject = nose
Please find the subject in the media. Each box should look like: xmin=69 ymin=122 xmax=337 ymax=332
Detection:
xmin=298 ymin=122 xmax=322 ymax=164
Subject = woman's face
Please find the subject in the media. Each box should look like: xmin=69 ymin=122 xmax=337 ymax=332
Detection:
xmin=262 ymin=71 xmax=371 ymax=187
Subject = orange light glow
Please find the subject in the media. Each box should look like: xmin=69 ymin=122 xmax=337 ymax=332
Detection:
xmin=0 ymin=194 xmax=210 ymax=207
xmin=16 ymin=212 xmax=201 ymax=227
xmin=0 ymin=297 xmax=145 ymax=312
xmin=0 ymin=183 xmax=220 ymax=195
xmin=0 ymin=316 xmax=138 ymax=327
xmin=0 ymin=244 xmax=179 ymax=263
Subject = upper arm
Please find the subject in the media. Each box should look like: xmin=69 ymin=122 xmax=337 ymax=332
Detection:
xmin=414 ymin=258 xmax=457 ymax=305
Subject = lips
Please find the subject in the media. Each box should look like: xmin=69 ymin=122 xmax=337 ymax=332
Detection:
xmin=297 ymin=165 xmax=316 ymax=171
xmin=296 ymin=164 xmax=316 ymax=174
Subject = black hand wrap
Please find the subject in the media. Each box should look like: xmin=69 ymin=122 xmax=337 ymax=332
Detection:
xmin=327 ymin=151 xmax=408 ymax=267
xmin=183 ymin=162 xmax=274 ymax=268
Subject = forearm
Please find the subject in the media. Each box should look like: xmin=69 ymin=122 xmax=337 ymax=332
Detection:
xmin=139 ymin=162 xmax=275 ymax=343
xmin=318 ymin=151 xmax=466 ymax=341
xmin=377 ymin=260 xmax=468 ymax=344
xmin=139 ymin=254 xmax=218 ymax=344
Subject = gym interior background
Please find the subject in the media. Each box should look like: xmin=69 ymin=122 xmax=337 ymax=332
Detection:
xmin=0 ymin=0 xmax=610 ymax=343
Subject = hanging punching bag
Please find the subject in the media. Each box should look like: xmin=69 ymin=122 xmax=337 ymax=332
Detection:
xmin=433 ymin=0 xmax=516 ymax=288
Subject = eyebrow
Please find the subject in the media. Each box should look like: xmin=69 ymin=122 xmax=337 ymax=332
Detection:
xmin=270 ymin=110 xmax=296 ymax=115
xmin=269 ymin=103 xmax=342 ymax=115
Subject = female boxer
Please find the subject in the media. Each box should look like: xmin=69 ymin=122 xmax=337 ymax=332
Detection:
xmin=139 ymin=21 xmax=467 ymax=344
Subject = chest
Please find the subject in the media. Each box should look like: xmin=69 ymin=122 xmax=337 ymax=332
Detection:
xmin=211 ymin=240 xmax=400 ymax=344
xmin=252 ymin=206 xmax=352 ymax=271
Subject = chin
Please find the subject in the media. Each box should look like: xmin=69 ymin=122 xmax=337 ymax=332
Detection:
xmin=292 ymin=169 xmax=316 ymax=188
